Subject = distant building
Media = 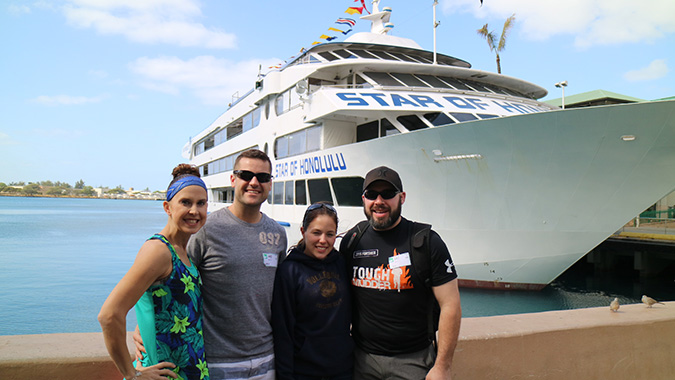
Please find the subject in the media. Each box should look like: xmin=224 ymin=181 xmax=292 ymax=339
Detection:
xmin=544 ymin=89 xmax=645 ymax=108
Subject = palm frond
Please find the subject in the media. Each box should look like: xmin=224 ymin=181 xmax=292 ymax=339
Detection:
xmin=497 ymin=14 xmax=516 ymax=52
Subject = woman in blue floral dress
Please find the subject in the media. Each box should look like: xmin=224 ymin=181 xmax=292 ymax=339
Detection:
xmin=99 ymin=164 xmax=209 ymax=380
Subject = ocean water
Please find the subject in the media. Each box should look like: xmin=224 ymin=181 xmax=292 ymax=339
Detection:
xmin=0 ymin=196 xmax=670 ymax=336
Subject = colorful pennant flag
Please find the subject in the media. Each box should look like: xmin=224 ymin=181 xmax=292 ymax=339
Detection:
xmin=354 ymin=0 xmax=370 ymax=14
xmin=336 ymin=18 xmax=356 ymax=27
xmin=345 ymin=7 xmax=364 ymax=15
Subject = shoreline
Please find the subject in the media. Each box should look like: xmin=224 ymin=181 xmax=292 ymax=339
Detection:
xmin=0 ymin=193 xmax=163 ymax=201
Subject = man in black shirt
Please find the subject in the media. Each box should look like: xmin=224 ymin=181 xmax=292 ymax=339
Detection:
xmin=340 ymin=166 xmax=461 ymax=380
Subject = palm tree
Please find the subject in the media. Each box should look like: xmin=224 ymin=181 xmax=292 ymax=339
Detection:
xmin=477 ymin=14 xmax=515 ymax=74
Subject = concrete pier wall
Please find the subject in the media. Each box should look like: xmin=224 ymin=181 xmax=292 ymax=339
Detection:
xmin=1 ymin=302 xmax=674 ymax=380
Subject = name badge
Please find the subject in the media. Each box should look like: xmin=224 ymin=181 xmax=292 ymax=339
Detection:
xmin=263 ymin=253 xmax=278 ymax=268
xmin=388 ymin=252 xmax=411 ymax=269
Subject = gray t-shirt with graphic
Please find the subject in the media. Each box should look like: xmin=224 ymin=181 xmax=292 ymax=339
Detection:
xmin=188 ymin=207 xmax=287 ymax=363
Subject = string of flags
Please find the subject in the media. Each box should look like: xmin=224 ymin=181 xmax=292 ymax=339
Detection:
xmin=268 ymin=0 xmax=370 ymax=69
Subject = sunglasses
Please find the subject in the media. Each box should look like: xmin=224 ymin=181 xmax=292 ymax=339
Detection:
xmin=306 ymin=202 xmax=337 ymax=214
xmin=363 ymin=189 xmax=399 ymax=200
xmin=233 ymin=170 xmax=273 ymax=183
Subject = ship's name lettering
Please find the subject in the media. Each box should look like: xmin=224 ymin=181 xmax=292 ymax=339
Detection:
xmin=335 ymin=92 xmax=544 ymax=114
xmin=274 ymin=152 xmax=347 ymax=179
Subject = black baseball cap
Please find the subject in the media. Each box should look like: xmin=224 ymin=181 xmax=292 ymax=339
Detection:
xmin=363 ymin=166 xmax=403 ymax=192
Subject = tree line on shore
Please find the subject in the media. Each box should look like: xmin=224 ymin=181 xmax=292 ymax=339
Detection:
xmin=0 ymin=180 xmax=154 ymax=198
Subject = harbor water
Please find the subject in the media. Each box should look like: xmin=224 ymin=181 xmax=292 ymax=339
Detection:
xmin=0 ymin=196 xmax=671 ymax=336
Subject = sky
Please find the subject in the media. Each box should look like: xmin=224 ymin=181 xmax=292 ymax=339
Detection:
xmin=2 ymin=0 xmax=674 ymax=191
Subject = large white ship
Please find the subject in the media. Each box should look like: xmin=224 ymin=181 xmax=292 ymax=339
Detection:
xmin=183 ymin=1 xmax=675 ymax=290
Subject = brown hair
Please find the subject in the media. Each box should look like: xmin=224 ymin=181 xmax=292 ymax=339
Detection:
xmin=167 ymin=163 xmax=200 ymax=191
xmin=234 ymin=149 xmax=272 ymax=172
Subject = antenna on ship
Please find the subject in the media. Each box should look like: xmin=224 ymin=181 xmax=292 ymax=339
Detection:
xmin=433 ymin=0 xmax=439 ymax=64
xmin=361 ymin=0 xmax=393 ymax=35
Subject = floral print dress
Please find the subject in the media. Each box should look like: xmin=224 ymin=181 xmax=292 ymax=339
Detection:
xmin=136 ymin=234 xmax=209 ymax=380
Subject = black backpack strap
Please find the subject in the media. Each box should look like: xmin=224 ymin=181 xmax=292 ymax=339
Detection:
xmin=341 ymin=220 xmax=371 ymax=265
xmin=408 ymin=221 xmax=438 ymax=348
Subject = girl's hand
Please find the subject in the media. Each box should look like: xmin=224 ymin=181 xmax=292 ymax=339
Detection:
xmin=131 ymin=362 xmax=178 ymax=379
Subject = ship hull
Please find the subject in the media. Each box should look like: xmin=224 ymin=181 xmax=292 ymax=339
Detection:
xmin=264 ymin=100 xmax=675 ymax=289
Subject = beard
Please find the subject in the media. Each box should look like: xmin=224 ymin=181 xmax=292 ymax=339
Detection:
xmin=365 ymin=197 xmax=402 ymax=230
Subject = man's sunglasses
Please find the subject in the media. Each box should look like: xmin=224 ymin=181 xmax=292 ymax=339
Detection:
xmin=233 ymin=170 xmax=273 ymax=183
xmin=363 ymin=189 xmax=399 ymax=200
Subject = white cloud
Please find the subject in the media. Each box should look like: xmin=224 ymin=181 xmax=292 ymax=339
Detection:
xmin=0 ymin=132 xmax=18 ymax=146
xmin=623 ymin=59 xmax=669 ymax=82
xmin=8 ymin=4 xmax=31 ymax=15
xmin=443 ymin=0 xmax=675 ymax=48
xmin=30 ymin=94 xmax=106 ymax=105
xmin=129 ymin=56 xmax=281 ymax=105
xmin=62 ymin=0 xmax=236 ymax=49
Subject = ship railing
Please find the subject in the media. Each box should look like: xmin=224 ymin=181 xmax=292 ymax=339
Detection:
xmin=615 ymin=217 xmax=675 ymax=236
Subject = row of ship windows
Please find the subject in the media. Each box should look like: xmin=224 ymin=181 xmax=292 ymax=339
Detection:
xmin=297 ymin=48 xmax=466 ymax=69
xmin=211 ymin=176 xmax=364 ymax=207
xmin=360 ymin=72 xmax=528 ymax=98
xmin=198 ymin=111 xmax=499 ymax=177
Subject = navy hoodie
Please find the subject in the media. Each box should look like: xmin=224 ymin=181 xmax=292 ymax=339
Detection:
xmin=272 ymin=247 xmax=353 ymax=380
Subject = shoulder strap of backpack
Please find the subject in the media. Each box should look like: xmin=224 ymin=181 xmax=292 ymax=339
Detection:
xmin=408 ymin=221 xmax=438 ymax=347
xmin=341 ymin=220 xmax=371 ymax=264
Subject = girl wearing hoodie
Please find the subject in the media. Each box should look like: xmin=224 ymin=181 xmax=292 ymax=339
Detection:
xmin=272 ymin=202 xmax=353 ymax=380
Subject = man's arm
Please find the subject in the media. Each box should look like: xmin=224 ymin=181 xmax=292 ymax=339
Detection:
xmin=426 ymin=279 xmax=461 ymax=380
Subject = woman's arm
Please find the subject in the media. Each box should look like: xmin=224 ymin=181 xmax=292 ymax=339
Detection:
xmin=98 ymin=240 xmax=176 ymax=380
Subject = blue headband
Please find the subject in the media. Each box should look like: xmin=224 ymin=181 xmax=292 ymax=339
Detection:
xmin=166 ymin=175 xmax=207 ymax=201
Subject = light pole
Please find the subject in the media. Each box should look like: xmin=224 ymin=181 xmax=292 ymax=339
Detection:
xmin=554 ymin=80 xmax=568 ymax=109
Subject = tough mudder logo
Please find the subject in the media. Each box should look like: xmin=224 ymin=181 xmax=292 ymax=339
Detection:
xmin=352 ymin=249 xmax=413 ymax=291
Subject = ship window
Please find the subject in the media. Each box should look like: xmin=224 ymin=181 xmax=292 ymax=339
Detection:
xmin=295 ymin=180 xmax=307 ymax=205
xmin=334 ymin=49 xmax=357 ymax=59
xmin=331 ymin=177 xmax=364 ymax=206
xmin=438 ymin=77 xmax=471 ymax=91
xmin=203 ymin=136 xmax=215 ymax=151
xmin=364 ymin=72 xmax=402 ymax=86
xmin=284 ymin=181 xmax=294 ymax=205
xmin=389 ymin=52 xmax=420 ymax=63
xmin=275 ymin=92 xmax=286 ymax=115
xmin=288 ymin=131 xmax=306 ymax=157
xmin=369 ymin=50 xmax=400 ymax=61
xmin=424 ymin=112 xmax=455 ymax=127
xmin=477 ymin=114 xmax=499 ymax=119
xmin=450 ymin=112 xmax=478 ymax=122
xmin=397 ymin=115 xmax=429 ymax=131
xmin=356 ymin=120 xmax=379 ymax=142
xmin=275 ymin=125 xmax=322 ymax=159
xmin=318 ymin=51 xmax=340 ymax=62
xmin=412 ymin=54 xmax=433 ymax=64
xmin=391 ymin=73 xmax=428 ymax=87
xmin=350 ymin=49 xmax=378 ymax=59
xmin=307 ymin=178 xmax=333 ymax=204
xmin=273 ymin=182 xmax=284 ymax=204
xmin=353 ymin=73 xmax=372 ymax=88
xmin=243 ymin=108 xmax=261 ymax=132
xmin=194 ymin=142 xmax=204 ymax=156
xmin=381 ymin=118 xmax=399 ymax=136
xmin=356 ymin=119 xmax=399 ymax=142
xmin=416 ymin=74 xmax=451 ymax=88
xmin=463 ymin=80 xmax=490 ymax=93
xmin=306 ymin=125 xmax=321 ymax=152
xmin=227 ymin=119 xmax=243 ymax=139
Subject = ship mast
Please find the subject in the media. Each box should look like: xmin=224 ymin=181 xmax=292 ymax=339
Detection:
xmin=433 ymin=0 xmax=439 ymax=64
